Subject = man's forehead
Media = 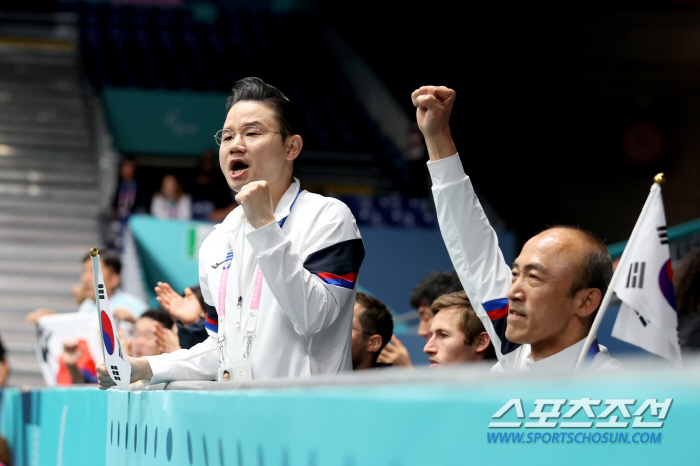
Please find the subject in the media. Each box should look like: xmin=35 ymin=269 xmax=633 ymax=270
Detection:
xmin=516 ymin=229 xmax=582 ymax=269
xmin=224 ymin=100 xmax=276 ymax=128
xmin=431 ymin=307 xmax=462 ymax=328
xmin=353 ymin=302 xmax=367 ymax=316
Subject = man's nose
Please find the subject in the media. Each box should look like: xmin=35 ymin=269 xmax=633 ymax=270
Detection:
xmin=507 ymin=278 xmax=524 ymax=301
xmin=423 ymin=335 xmax=436 ymax=355
xmin=417 ymin=321 xmax=430 ymax=339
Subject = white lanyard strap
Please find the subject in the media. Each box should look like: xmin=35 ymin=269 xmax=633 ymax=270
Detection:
xmin=216 ymin=248 xmax=233 ymax=363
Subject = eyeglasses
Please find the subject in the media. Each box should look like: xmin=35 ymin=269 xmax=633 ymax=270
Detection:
xmin=352 ymin=327 xmax=373 ymax=336
xmin=214 ymin=125 xmax=281 ymax=147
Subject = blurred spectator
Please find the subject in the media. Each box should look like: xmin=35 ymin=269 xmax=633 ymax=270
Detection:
xmin=378 ymin=271 xmax=462 ymax=367
xmin=127 ymin=310 xmax=175 ymax=358
xmin=151 ymin=174 xmax=192 ymax=220
xmin=423 ymin=291 xmax=495 ymax=367
xmin=154 ymin=281 xmax=208 ymax=350
xmin=108 ymin=158 xmax=150 ymax=251
xmin=190 ymin=148 xmax=237 ymax=221
xmin=27 ymin=253 xmax=148 ymax=326
xmin=675 ymin=247 xmax=700 ymax=351
xmin=59 ymin=338 xmax=97 ymax=385
xmin=0 ymin=433 xmax=9 ymax=466
xmin=352 ymin=292 xmax=394 ymax=370
xmin=0 ymin=333 xmax=9 ymax=387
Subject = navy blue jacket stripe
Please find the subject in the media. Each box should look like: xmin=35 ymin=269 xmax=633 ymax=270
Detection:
xmin=303 ymin=238 xmax=365 ymax=278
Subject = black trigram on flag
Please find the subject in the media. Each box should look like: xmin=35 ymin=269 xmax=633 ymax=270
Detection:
xmin=111 ymin=365 xmax=121 ymax=381
xmin=657 ymin=226 xmax=668 ymax=245
xmin=98 ymin=283 xmax=106 ymax=300
xmin=626 ymin=262 xmax=646 ymax=289
xmin=634 ymin=310 xmax=649 ymax=327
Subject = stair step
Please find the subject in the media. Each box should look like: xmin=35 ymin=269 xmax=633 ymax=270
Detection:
xmin=0 ymin=77 xmax=80 ymax=93
xmin=0 ymin=228 xmax=98 ymax=248
xmin=0 ymin=181 xmax=99 ymax=203
xmin=0 ymin=294 xmax=79 ymax=314
xmin=0 ymin=243 xmax=95 ymax=262
xmin=0 ymin=145 xmax=94 ymax=164
xmin=0 ymin=132 xmax=90 ymax=149
xmin=1 ymin=327 xmax=37 ymax=348
xmin=0 ymin=273 xmax=78 ymax=294
xmin=0 ymin=156 xmax=97 ymax=174
xmin=0 ymin=260 xmax=81 ymax=280
xmin=0 ymin=212 xmax=97 ymax=230
xmin=0 ymin=169 xmax=97 ymax=188
xmin=0 ymin=122 xmax=89 ymax=138
xmin=0 ymin=200 xmax=100 ymax=219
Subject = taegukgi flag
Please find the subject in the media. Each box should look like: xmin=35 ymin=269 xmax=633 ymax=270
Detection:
xmin=90 ymin=248 xmax=132 ymax=389
xmin=611 ymin=183 xmax=681 ymax=364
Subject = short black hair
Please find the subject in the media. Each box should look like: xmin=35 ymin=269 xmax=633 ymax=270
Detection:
xmin=82 ymin=253 xmax=122 ymax=276
xmin=355 ymin=292 xmax=394 ymax=361
xmin=225 ymin=77 xmax=308 ymax=141
xmin=140 ymin=309 xmax=174 ymax=329
xmin=409 ymin=271 xmax=463 ymax=309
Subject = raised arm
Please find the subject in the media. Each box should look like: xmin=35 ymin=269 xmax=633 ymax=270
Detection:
xmin=413 ymin=86 xmax=520 ymax=366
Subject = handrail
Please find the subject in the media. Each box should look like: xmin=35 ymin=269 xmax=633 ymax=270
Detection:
xmin=608 ymin=217 xmax=700 ymax=259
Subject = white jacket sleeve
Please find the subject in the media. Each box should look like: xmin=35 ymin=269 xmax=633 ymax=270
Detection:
xmin=144 ymin=249 xmax=220 ymax=384
xmin=246 ymin=199 xmax=364 ymax=336
xmin=428 ymin=154 xmax=521 ymax=366
xmin=145 ymin=337 xmax=219 ymax=384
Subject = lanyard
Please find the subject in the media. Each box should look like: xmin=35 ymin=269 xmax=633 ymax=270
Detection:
xmin=217 ymin=185 xmax=302 ymax=363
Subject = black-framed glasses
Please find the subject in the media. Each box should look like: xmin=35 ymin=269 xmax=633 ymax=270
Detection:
xmin=214 ymin=125 xmax=281 ymax=147
xmin=352 ymin=327 xmax=373 ymax=336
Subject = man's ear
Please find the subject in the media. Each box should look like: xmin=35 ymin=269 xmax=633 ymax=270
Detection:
xmin=366 ymin=334 xmax=382 ymax=354
xmin=285 ymin=134 xmax=303 ymax=161
xmin=106 ymin=272 xmax=121 ymax=292
xmin=574 ymin=288 xmax=602 ymax=319
xmin=474 ymin=332 xmax=491 ymax=354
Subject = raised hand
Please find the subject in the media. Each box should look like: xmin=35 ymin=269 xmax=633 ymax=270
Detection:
xmin=234 ymin=180 xmax=276 ymax=229
xmin=155 ymin=282 xmax=202 ymax=326
xmin=377 ymin=335 xmax=414 ymax=368
xmin=411 ymin=86 xmax=457 ymax=160
xmin=155 ymin=322 xmax=181 ymax=354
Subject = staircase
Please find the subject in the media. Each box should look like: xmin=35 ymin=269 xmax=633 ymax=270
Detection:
xmin=0 ymin=11 xmax=100 ymax=387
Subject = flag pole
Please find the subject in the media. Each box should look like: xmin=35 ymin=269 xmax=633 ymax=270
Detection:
xmin=88 ymin=247 xmax=106 ymax=363
xmin=575 ymin=174 xmax=665 ymax=370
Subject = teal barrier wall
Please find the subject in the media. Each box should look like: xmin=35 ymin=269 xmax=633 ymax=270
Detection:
xmin=0 ymin=388 xmax=106 ymax=466
xmin=102 ymin=87 xmax=227 ymax=156
xmin=2 ymin=364 xmax=700 ymax=465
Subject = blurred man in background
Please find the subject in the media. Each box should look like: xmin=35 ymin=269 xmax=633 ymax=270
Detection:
xmin=352 ymin=292 xmax=394 ymax=370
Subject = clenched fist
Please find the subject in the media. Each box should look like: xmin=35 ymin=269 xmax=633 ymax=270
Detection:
xmin=411 ymin=86 xmax=457 ymax=161
xmin=235 ymin=180 xmax=276 ymax=229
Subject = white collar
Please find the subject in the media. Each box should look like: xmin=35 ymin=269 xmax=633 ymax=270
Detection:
xmin=519 ymin=338 xmax=589 ymax=372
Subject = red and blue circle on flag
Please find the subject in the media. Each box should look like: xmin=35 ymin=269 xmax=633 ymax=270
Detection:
xmin=101 ymin=310 xmax=115 ymax=355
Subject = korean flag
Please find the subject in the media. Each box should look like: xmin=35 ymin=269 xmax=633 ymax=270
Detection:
xmin=90 ymin=249 xmax=132 ymax=390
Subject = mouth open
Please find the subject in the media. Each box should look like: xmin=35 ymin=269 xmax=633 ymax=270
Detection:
xmin=509 ymin=308 xmax=526 ymax=318
xmin=230 ymin=160 xmax=249 ymax=178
